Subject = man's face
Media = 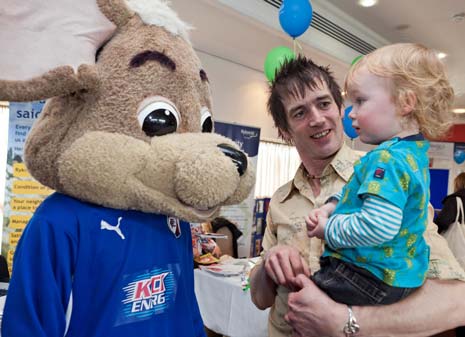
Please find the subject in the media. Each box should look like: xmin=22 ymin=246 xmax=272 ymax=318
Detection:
xmin=281 ymin=82 xmax=344 ymax=160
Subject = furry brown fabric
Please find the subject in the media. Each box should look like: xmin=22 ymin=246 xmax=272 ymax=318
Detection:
xmin=0 ymin=1 xmax=256 ymax=335
xmin=97 ymin=0 xmax=133 ymax=28
xmin=0 ymin=65 xmax=99 ymax=102
xmin=7 ymin=0 xmax=255 ymax=223
xmin=56 ymin=131 xmax=254 ymax=221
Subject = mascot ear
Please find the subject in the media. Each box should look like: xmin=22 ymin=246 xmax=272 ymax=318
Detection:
xmin=0 ymin=0 xmax=116 ymax=101
xmin=97 ymin=0 xmax=133 ymax=28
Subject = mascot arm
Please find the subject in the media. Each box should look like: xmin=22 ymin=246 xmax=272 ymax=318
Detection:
xmin=2 ymin=214 xmax=76 ymax=337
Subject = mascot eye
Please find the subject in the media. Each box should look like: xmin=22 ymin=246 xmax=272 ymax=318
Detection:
xmin=200 ymin=107 xmax=213 ymax=133
xmin=137 ymin=101 xmax=180 ymax=137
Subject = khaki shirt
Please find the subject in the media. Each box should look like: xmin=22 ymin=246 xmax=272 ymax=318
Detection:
xmin=260 ymin=143 xmax=465 ymax=337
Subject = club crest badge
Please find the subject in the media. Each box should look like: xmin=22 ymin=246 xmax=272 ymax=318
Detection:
xmin=374 ymin=167 xmax=385 ymax=179
xmin=167 ymin=216 xmax=181 ymax=238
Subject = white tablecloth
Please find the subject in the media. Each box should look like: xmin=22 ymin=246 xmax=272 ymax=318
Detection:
xmin=194 ymin=268 xmax=269 ymax=337
xmin=0 ymin=295 xmax=5 ymax=336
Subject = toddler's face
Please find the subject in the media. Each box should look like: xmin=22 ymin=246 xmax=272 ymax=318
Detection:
xmin=346 ymin=66 xmax=403 ymax=145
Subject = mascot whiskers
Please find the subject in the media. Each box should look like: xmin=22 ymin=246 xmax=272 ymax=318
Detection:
xmin=0 ymin=0 xmax=255 ymax=336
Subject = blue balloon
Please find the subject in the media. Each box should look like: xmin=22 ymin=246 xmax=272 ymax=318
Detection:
xmin=343 ymin=106 xmax=358 ymax=139
xmin=279 ymin=0 xmax=313 ymax=38
xmin=454 ymin=150 xmax=465 ymax=164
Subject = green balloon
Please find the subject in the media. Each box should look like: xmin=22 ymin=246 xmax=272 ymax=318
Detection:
xmin=264 ymin=46 xmax=296 ymax=82
xmin=351 ymin=55 xmax=363 ymax=66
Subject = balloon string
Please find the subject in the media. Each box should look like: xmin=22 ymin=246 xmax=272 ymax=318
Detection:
xmin=293 ymin=39 xmax=303 ymax=55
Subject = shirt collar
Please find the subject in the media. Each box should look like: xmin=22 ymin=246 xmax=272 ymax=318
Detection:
xmin=278 ymin=143 xmax=360 ymax=203
xmin=330 ymin=142 xmax=358 ymax=182
xmin=277 ymin=165 xmax=304 ymax=203
xmin=400 ymin=133 xmax=424 ymax=141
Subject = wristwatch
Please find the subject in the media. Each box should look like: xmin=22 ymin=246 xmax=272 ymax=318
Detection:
xmin=343 ymin=305 xmax=360 ymax=337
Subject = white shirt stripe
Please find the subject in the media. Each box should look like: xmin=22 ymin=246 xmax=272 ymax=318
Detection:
xmin=325 ymin=195 xmax=403 ymax=249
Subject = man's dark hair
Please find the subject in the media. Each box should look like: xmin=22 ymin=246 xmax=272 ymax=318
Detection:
xmin=267 ymin=55 xmax=343 ymax=135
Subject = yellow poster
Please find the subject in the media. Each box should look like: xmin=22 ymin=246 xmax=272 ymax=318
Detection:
xmin=2 ymin=101 xmax=53 ymax=273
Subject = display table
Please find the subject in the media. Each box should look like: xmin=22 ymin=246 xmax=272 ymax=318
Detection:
xmin=194 ymin=268 xmax=269 ymax=337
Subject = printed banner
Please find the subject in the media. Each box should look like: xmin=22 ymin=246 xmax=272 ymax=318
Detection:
xmin=428 ymin=141 xmax=454 ymax=168
xmin=454 ymin=143 xmax=465 ymax=164
xmin=214 ymin=121 xmax=260 ymax=258
xmin=2 ymin=101 xmax=53 ymax=273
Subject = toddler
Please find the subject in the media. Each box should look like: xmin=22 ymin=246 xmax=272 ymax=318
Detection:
xmin=306 ymin=43 xmax=454 ymax=305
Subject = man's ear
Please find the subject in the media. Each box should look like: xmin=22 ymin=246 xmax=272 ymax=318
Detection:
xmin=399 ymin=90 xmax=417 ymax=116
xmin=278 ymin=128 xmax=292 ymax=143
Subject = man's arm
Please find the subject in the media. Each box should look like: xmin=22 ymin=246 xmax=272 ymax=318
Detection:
xmin=250 ymin=212 xmax=279 ymax=309
xmin=287 ymin=276 xmax=465 ymax=337
xmin=250 ymin=207 xmax=310 ymax=310
xmin=287 ymin=203 xmax=465 ymax=336
xmin=250 ymin=244 xmax=310 ymax=310
xmin=249 ymin=258 xmax=278 ymax=310
xmin=355 ymin=279 xmax=465 ymax=337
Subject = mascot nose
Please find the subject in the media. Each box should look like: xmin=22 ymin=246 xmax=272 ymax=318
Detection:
xmin=217 ymin=144 xmax=248 ymax=176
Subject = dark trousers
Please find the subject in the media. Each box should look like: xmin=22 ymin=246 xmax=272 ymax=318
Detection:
xmin=312 ymin=257 xmax=418 ymax=305
xmin=456 ymin=326 xmax=465 ymax=337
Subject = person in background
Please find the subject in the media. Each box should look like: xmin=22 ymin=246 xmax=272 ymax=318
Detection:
xmin=435 ymin=172 xmax=465 ymax=233
xmin=0 ymin=255 xmax=9 ymax=283
xmin=305 ymin=43 xmax=453 ymax=306
xmin=249 ymin=54 xmax=465 ymax=337
xmin=191 ymin=222 xmax=222 ymax=263
xmin=435 ymin=172 xmax=465 ymax=337
xmin=211 ymin=217 xmax=243 ymax=258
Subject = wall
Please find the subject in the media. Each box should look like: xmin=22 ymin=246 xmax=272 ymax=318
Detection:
xmin=440 ymin=124 xmax=465 ymax=143
xmin=197 ymin=51 xmax=277 ymax=139
xmin=170 ymin=0 xmax=350 ymax=141
xmin=170 ymin=0 xmax=350 ymax=83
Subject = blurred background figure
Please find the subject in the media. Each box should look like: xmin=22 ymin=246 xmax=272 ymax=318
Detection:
xmin=211 ymin=217 xmax=243 ymax=258
xmin=191 ymin=223 xmax=222 ymax=264
xmin=191 ymin=217 xmax=243 ymax=265
xmin=0 ymin=255 xmax=9 ymax=283
xmin=435 ymin=172 xmax=465 ymax=233
xmin=435 ymin=172 xmax=465 ymax=337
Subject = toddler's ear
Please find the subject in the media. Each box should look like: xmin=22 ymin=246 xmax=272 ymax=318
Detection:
xmin=399 ymin=90 xmax=417 ymax=116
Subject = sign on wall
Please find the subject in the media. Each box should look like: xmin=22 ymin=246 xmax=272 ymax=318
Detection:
xmin=214 ymin=121 xmax=260 ymax=258
xmin=1 ymin=101 xmax=53 ymax=273
xmin=430 ymin=169 xmax=450 ymax=212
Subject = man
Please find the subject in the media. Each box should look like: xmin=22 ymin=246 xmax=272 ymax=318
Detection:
xmin=249 ymin=56 xmax=465 ymax=336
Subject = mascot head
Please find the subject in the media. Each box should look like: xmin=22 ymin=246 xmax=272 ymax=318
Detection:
xmin=0 ymin=0 xmax=255 ymax=222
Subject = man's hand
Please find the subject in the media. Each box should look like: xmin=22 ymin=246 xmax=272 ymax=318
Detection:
xmin=286 ymin=274 xmax=346 ymax=337
xmin=263 ymin=245 xmax=310 ymax=289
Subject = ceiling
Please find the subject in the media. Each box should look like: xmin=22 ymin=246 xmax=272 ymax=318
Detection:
xmin=170 ymin=0 xmax=465 ymax=118
xmin=170 ymin=0 xmax=349 ymax=78
xmin=326 ymin=0 xmax=465 ymax=110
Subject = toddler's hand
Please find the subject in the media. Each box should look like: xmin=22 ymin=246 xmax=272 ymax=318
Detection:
xmin=305 ymin=208 xmax=327 ymax=239
xmin=306 ymin=208 xmax=320 ymax=228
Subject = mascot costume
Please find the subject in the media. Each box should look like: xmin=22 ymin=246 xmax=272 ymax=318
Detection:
xmin=0 ymin=0 xmax=255 ymax=336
